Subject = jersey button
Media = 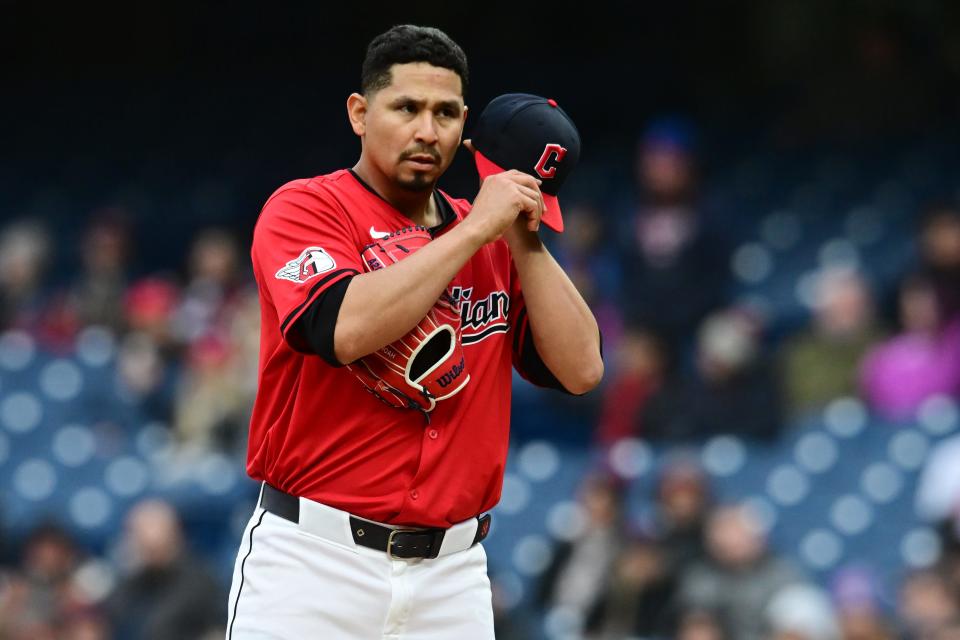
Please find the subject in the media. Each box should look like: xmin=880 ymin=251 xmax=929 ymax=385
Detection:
xmin=410 ymin=489 xmax=419 ymax=500
xmin=428 ymin=429 xmax=439 ymax=439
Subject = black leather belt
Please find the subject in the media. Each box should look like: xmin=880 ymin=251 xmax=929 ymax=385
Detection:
xmin=259 ymin=483 xmax=491 ymax=559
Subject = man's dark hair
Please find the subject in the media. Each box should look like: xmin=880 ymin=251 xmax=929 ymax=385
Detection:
xmin=361 ymin=25 xmax=468 ymax=97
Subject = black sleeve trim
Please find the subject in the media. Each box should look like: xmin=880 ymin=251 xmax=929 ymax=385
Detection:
xmin=515 ymin=307 xmax=571 ymax=394
xmin=512 ymin=306 xmax=527 ymax=355
xmin=293 ymin=276 xmax=353 ymax=366
xmin=279 ymin=268 xmax=359 ymax=335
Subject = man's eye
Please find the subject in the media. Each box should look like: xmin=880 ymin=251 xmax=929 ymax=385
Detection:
xmin=438 ymin=109 xmax=456 ymax=118
xmin=399 ymin=104 xmax=415 ymax=113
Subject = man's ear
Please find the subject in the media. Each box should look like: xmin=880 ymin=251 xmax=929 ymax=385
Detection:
xmin=458 ymin=104 xmax=469 ymax=145
xmin=347 ymin=93 xmax=368 ymax=136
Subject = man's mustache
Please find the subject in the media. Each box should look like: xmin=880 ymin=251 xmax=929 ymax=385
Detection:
xmin=399 ymin=147 xmax=441 ymax=162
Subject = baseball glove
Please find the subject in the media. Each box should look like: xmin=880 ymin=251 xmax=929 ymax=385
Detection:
xmin=347 ymin=226 xmax=470 ymax=417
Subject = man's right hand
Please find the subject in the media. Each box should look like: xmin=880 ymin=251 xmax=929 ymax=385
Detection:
xmin=462 ymin=169 xmax=545 ymax=245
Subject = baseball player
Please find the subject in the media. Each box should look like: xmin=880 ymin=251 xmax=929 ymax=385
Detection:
xmin=226 ymin=24 xmax=603 ymax=639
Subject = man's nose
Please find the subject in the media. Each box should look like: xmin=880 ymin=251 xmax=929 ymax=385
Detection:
xmin=413 ymin=112 xmax=439 ymax=144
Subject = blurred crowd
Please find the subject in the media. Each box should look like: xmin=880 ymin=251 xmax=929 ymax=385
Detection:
xmin=0 ymin=499 xmax=224 ymax=639
xmin=1 ymin=117 xmax=959 ymax=639
xmin=0 ymin=218 xmax=255 ymax=637
xmin=0 ymin=216 xmax=260 ymax=454
xmin=567 ymin=119 xmax=960 ymax=446
xmin=506 ymin=120 xmax=960 ymax=640
xmin=502 ymin=458 xmax=960 ymax=640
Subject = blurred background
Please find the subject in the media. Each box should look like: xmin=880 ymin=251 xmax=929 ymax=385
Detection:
xmin=3 ymin=1 xmax=960 ymax=638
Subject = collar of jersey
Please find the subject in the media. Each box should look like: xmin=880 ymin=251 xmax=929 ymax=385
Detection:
xmin=347 ymin=169 xmax=457 ymax=238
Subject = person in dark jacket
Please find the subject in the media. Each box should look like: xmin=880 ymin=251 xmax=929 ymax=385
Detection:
xmin=107 ymin=500 xmax=223 ymax=640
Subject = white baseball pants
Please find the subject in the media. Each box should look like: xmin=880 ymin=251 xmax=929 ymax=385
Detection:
xmin=225 ymin=492 xmax=495 ymax=639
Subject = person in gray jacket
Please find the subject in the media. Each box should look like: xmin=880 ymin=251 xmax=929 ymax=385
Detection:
xmin=677 ymin=503 xmax=810 ymax=640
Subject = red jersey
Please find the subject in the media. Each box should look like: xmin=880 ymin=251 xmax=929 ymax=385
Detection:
xmin=248 ymin=169 xmax=547 ymax=528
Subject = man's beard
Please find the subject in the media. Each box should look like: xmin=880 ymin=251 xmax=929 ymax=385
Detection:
xmin=396 ymin=172 xmax=436 ymax=192
xmin=396 ymin=146 xmax=442 ymax=192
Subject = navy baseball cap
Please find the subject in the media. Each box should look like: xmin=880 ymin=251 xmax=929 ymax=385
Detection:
xmin=471 ymin=93 xmax=581 ymax=233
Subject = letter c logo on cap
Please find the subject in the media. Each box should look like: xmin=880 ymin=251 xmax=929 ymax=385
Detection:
xmin=534 ymin=143 xmax=567 ymax=179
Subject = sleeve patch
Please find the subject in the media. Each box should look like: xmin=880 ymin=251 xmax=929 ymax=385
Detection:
xmin=275 ymin=247 xmax=337 ymax=283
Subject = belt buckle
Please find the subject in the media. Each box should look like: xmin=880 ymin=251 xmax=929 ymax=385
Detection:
xmin=387 ymin=528 xmax=414 ymax=559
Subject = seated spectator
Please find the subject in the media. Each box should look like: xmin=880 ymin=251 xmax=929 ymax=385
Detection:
xmin=937 ymin=515 xmax=960 ymax=606
xmin=897 ymin=569 xmax=959 ymax=639
xmin=594 ymin=326 xmax=666 ymax=447
xmin=618 ymin=117 xmax=729 ymax=351
xmin=172 ymin=228 xmax=245 ymax=346
xmin=860 ymin=274 xmax=960 ymax=420
xmin=778 ymin=267 xmax=886 ymax=415
xmin=678 ymin=503 xmax=806 ymax=640
xmin=765 ymin=583 xmax=840 ymax=640
xmin=653 ymin=453 xmax=712 ymax=575
xmin=589 ymin=534 xmax=677 ymax=639
xmin=123 ymin=277 xmax=181 ymax=356
xmin=67 ymin=210 xmax=133 ymax=334
xmin=917 ymin=205 xmax=960 ymax=320
xmin=61 ymin=613 xmax=110 ymax=640
xmin=676 ymin=610 xmax=728 ymax=640
xmin=551 ymin=203 xmax=623 ymax=349
xmin=0 ymin=220 xmax=78 ymax=350
xmin=930 ymin=621 xmax=960 ymax=640
xmin=0 ymin=523 xmax=106 ymax=640
xmin=174 ymin=285 xmax=260 ymax=451
xmin=0 ymin=219 xmax=51 ymax=332
xmin=644 ymin=308 xmax=783 ymax=441
xmin=173 ymin=333 xmax=249 ymax=450
xmin=537 ymin=474 xmax=625 ymax=637
xmin=116 ymin=277 xmax=181 ymax=422
xmin=830 ymin=565 xmax=896 ymax=640
xmin=838 ymin=611 xmax=896 ymax=640
xmin=107 ymin=499 xmax=224 ymax=640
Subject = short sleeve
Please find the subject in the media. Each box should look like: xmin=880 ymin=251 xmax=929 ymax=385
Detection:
xmin=252 ymin=185 xmax=362 ymax=348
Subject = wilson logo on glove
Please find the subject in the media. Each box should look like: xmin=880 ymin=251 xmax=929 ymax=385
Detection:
xmin=347 ymin=227 xmax=471 ymax=418
xmin=436 ymin=358 xmax=466 ymax=388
